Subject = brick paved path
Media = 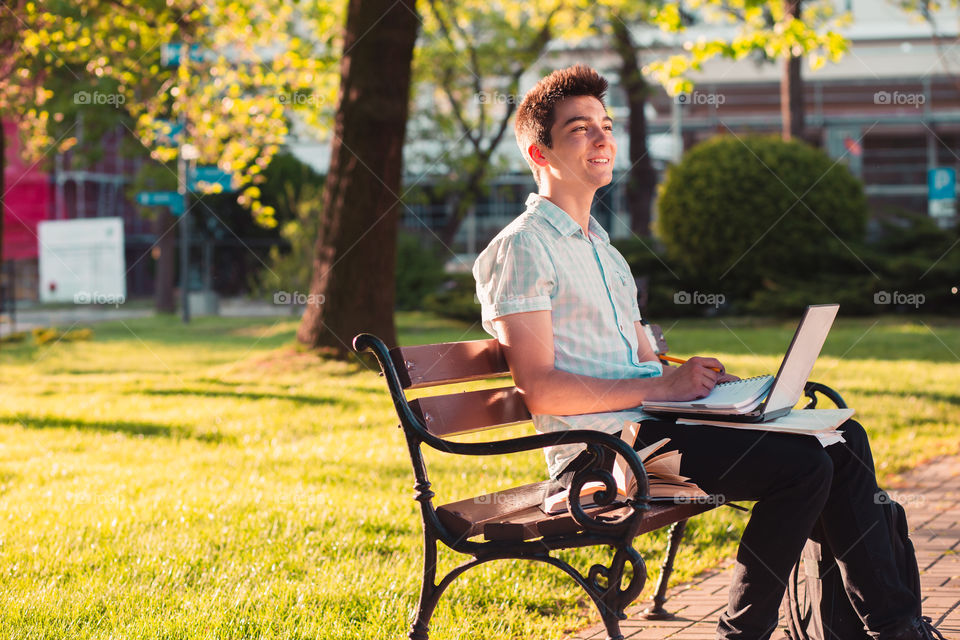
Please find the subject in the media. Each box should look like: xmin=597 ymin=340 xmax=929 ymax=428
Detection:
xmin=570 ymin=454 xmax=960 ymax=640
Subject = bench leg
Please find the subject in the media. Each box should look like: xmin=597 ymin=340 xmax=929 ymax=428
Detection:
xmin=592 ymin=543 xmax=648 ymax=640
xmin=409 ymin=533 xmax=441 ymax=640
xmin=599 ymin=612 xmax=625 ymax=640
xmin=408 ymin=533 xmax=489 ymax=640
xmin=641 ymin=518 xmax=688 ymax=620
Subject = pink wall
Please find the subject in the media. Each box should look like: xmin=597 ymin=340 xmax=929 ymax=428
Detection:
xmin=3 ymin=118 xmax=52 ymax=260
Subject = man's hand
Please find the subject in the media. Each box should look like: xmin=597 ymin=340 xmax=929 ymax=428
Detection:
xmin=654 ymin=357 xmax=724 ymax=401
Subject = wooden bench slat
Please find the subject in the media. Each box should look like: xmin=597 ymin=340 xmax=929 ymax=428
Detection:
xmin=436 ymin=481 xmax=555 ymax=539
xmin=645 ymin=323 xmax=669 ymax=355
xmin=437 ymin=481 xmax=718 ymax=543
xmin=487 ymin=503 xmax=714 ymax=541
xmin=483 ymin=502 xmax=717 ymax=542
xmin=390 ymin=339 xmax=509 ymax=389
xmin=410 ymin=387 xmax=531 ymax=437
xmin=482 ymin=505 xmax=549 ymax=541
xmin=536 ymin=502 xmax=715 ymax=539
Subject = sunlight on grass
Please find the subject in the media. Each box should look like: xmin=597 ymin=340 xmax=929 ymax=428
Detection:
xmin=0 ymin=312 xmax=957 ymax=639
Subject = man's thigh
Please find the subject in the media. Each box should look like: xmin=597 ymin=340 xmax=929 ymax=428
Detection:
xmin=634 ymin=419 xmax=833 ymax=502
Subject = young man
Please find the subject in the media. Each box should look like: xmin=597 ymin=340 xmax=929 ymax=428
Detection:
xmin=472 ymin=64 xmax=927 ymax=640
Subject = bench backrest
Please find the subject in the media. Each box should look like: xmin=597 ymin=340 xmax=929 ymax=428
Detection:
xmin=387 ymin=324 xmax=669 ymax=438
xmin=389 ymin=338 xmax=530 ymax=437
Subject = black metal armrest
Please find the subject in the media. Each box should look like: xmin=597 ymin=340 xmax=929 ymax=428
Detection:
xmin=422 ymin=428 xmax=652 ymax=533
xmin=803 ymin=381 xmax=848 ymax=409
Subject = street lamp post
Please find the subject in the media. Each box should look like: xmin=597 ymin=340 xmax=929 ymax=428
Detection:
xmin=178 ymin=122 xmax=191 ymax=324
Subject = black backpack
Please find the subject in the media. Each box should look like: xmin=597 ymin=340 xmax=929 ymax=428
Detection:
xmin=783 ymin=494 xmax=946 ymax=640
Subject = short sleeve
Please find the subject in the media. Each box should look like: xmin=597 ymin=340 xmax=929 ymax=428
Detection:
xmin=473 ymin=231 xmax=556 ymax=330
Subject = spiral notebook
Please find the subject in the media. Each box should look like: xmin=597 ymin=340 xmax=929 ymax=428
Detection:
xmin=642 ymin=304 xmax=840 ymax=423
xmin=642 ymin=375 xmax=774 ymax=414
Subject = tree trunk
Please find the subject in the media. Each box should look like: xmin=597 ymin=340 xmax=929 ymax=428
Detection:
xmin=296 ymin=0 xmax=419 ymax=355
xmin=0 ymin=120 xmax=5 ymax=273
xmin=782 ymin=0 xmax=805 ymax=141
xmin=154 ymin=208 xmax=176 ymax=313
xmin=611 ymin=18 xmax=657 ymax=236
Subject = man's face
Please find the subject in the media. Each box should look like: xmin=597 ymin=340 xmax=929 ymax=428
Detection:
xmin=536 ymin=95 xmax=616 ymax=190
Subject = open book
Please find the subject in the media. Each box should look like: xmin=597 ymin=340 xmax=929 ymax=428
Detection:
xmin=543 ymin=422 xmax=708 ymax=515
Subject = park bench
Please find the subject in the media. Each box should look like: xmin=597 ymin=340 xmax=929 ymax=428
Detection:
xmin=353 ymin=323 xmax=847 ymax=640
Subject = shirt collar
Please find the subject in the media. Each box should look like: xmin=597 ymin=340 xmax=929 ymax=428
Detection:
xmin=524 ymin=193 xmax=610 ymax=244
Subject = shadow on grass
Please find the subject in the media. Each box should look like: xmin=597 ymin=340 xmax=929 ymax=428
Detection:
xmin=50 ymin=369 xmax=128 ymax=376
xmin=137 ymin=388 xmax=349 ymax=407
xmin=844 ymin=388 xmax=960 ymax=407
xmin=1 ymin=413 xmax=231 ymax=444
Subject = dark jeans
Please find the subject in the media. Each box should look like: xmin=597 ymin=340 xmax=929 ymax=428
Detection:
xmin=558 ymin=419 xmax=919 ymax=640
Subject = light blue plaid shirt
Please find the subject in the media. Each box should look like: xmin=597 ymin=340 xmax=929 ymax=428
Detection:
xmin=473 ymin=193 xmax=663 ymax=478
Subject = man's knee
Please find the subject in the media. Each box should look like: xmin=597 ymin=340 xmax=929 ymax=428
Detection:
xmin=834 ymin=418 xmax=878 ymax=476
xmin=839 ymin=419 xmax=869 ymax=448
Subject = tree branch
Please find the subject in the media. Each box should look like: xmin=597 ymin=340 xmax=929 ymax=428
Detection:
xmin=440 ymin=66 xmax=481 ymax=152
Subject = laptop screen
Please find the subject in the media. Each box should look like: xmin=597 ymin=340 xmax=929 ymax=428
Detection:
xmin=763 ymin=304 xmax=840 ymax=414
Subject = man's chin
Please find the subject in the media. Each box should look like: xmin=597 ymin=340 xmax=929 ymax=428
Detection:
xmin=595 ymin=172 xmax=614 ymax=188
xmin=567 ymin=172 xmax=614 ymax=190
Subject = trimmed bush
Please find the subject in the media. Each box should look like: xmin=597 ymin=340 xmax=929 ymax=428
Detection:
xmin=395 ymin=233 xmax=448 ymax=311
xmin=423 ymin=273 xmax=481 ymax=322
xmin=617 ymin=206 xmax=959 ymax=318
xmin=656 ymin=135 xmax=868 ymax=305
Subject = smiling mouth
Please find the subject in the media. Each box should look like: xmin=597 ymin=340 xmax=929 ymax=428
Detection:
xmin=588 ymin=158 xmax=610 ymax=165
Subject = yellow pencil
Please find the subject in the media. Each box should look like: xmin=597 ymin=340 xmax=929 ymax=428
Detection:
xmin=659 ymin=354 xmax=724 ymax=373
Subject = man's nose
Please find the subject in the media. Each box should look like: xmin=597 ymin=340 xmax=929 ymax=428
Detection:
xmin=594 ymin=133 xmax=613 ymax=148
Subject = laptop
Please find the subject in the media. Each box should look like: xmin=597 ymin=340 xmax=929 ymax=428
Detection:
xmin=641 ymin=304 xmax=840 ymax=423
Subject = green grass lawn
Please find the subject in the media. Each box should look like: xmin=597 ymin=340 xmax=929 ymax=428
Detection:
xmin=0 ymin=312 xmax=958 ymax=639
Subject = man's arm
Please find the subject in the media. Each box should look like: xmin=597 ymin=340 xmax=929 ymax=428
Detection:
xmin=494 ymin=311 xmax=723 ymax=416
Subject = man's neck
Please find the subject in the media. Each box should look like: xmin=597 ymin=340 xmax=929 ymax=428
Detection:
xmin=538 ymin=187 xmax=596 ymax=235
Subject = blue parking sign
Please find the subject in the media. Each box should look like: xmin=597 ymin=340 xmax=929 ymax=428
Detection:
xmin=928 ymin=168 xmax=955 ymax=200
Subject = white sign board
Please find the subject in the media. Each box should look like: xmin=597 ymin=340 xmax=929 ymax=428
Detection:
xmin=929 ymin=198 xmax=956 ymax=218
xmin=38 ymin=218 xmax=126 ymax=304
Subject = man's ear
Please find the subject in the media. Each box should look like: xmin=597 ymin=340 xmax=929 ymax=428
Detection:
xmin=528 ymin=143 xmax=549 ymax=168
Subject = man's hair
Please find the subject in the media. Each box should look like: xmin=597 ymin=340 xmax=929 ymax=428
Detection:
xmin=514 ymin=64 xmax=609 ymax=186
